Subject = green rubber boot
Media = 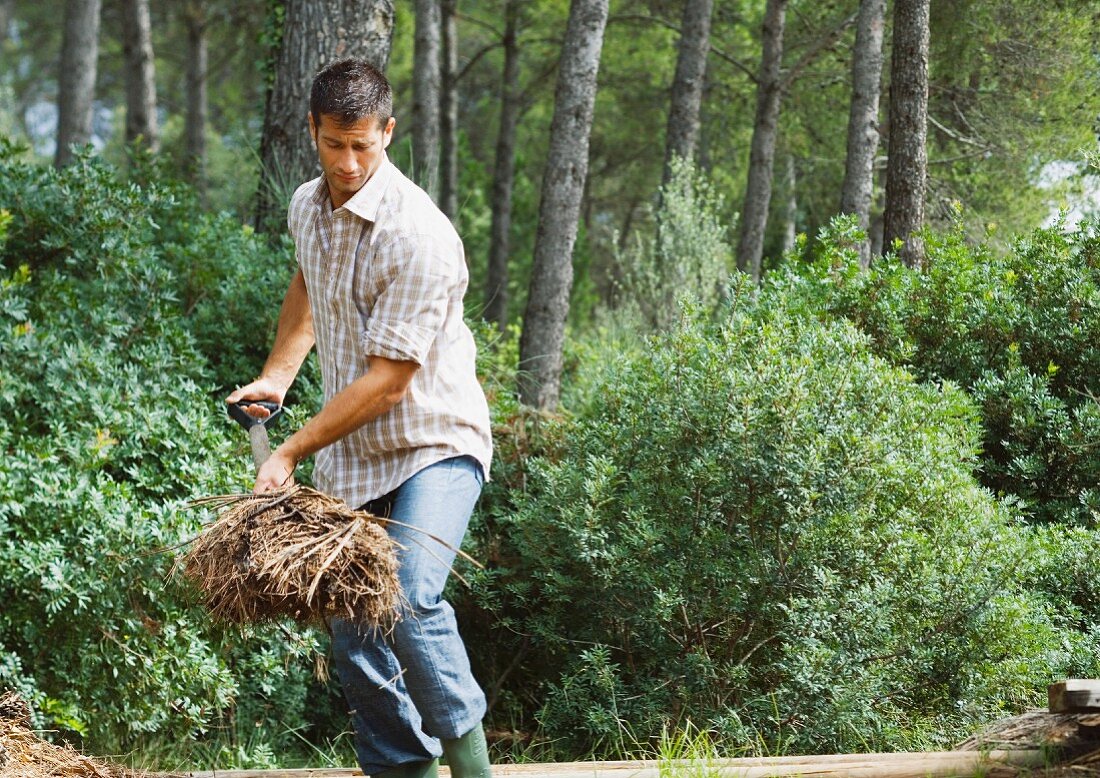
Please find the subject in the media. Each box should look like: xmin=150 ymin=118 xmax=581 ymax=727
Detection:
xmin=375 ymin=759 xmax=439 ymax=778
xmin=442 ymin=725 xmax=492 ymax=778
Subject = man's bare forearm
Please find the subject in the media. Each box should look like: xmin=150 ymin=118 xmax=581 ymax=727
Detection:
xmin=261 ymin=269 xmax=316 ymax=390
xmin=277 ymin=356 xmax=418 ymax=465
xmin=225 ymin=270 xmax=316 ymax=410
xmin=251 ymin=356 xmax=418 ymax=492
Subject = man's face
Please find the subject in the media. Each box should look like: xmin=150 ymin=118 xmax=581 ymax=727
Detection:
xmin=309 ymin=112 xmax=395 ymax=208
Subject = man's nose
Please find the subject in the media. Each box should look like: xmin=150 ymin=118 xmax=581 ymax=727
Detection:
xmin=336 ymin=149 xmax=358 ymax=172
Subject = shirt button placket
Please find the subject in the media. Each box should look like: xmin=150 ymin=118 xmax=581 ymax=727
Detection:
xmin=325 ymin=227 xmax=337 ymax=387
xmin=331 ymin=214 xmax=342 ymax=316
xmin=330 ymin=210 xmax=348 ymax=390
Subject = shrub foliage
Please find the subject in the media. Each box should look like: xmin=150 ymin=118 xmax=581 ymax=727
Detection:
xmin=0 ymin=142 xmax=325 ymax=762
xmin=796 ymin=215 xmax=1100 ymax=526
xmin=461 ymin=280 xmax=1099 ymax=756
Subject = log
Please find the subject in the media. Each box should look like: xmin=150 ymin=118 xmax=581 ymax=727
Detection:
xmin=1049 ymin=679 xmax=1100 ymax=713
xmin=172 ymin=749 xmax=1045 ymax=778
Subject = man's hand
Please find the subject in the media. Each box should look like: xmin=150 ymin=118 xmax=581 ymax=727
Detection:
xmin=226 ymin=378 xmax=294 ymax=493
xmin=254 ymin=448 xmax=297 ymax=494
xmin=226 ymin=376 xmax=287 ymax=420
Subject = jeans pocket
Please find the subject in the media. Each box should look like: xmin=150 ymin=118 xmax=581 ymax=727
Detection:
xmin=445 ymin=455 xmax=485 ymax=490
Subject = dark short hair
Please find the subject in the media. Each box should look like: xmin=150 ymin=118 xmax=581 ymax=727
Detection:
xmin=310 ymin=58 xmax=393 ymax=130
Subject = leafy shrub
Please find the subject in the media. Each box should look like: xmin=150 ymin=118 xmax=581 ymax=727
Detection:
xmin=0 ymin=141 xmax=328 ymax=761
xmin=461 ymin=285 xmax=1096 ymax=757
xmin=610 ymin=159 xmax=734 ymax=330
xmin=790 ymin=215 xmax=1100 ymax=526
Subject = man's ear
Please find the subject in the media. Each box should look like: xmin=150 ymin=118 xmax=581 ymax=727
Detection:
xmin=308 ymin=113 xmax=318 ymax=145
xmin=382 ymin=116 xmax=396 ymax=149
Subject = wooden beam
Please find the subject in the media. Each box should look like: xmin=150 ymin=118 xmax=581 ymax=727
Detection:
xmin=1049 ymin=679 xmax=1100 ymax=713
xmin=170 ymin=750 xmax=1046 ymax=778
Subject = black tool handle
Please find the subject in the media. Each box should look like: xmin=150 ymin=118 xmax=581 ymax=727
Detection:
xmin=227 ymin=400 xmax=283 ymax=430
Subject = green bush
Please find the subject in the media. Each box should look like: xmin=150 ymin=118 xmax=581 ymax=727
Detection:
xmin=461 ymin=286 xmax=1097 ymax=757
xmin=609 ymin=159 xmax=734 ymax=331
xmin=0 ymin=141 xmax=328 ymax=762
xmin=791 ymin=215 xmax=1100 ymax=526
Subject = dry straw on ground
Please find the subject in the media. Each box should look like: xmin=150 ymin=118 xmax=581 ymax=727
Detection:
xmin=0 ymin=690 xmax=169 ymax=778
xmin=178 ymin=484 xmax=403 ymax=628
xmin=959 ymin=708 xmax=1100 ymax=776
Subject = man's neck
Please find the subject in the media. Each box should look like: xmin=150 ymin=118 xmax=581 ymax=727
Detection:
xmin=329 ymin=189 xmax=349 ymax=210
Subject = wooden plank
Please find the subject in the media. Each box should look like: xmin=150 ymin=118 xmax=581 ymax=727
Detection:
xmin=1078 ymin=713 xmax=1100 ymax=739
xmin=171 ymin=749 xmax=1045 ymax=778
xmin=1049 ymin=679 xmax=1100 ymax=712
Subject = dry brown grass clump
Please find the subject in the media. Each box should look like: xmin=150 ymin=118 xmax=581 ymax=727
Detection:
xmin=179 ymin=484 xmax=402 ymax=628
xmin=0 ymin=690 xmax=169 ymax=778
xmin=958 ymin=709 xmax=1100 ymax=776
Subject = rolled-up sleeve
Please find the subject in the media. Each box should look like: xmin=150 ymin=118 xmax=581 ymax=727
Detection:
xmin=362 ymin=234 xmax=455 ymax=365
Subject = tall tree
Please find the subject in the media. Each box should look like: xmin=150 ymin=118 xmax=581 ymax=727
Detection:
xmin=780 ymin=151 xmax=797 ymax=255
xmin=734 ymin=0 xmax=787 ymax=282
xmin=518 ymin=0 xmax=610 ymax=410
xmin=255 ymin=0 xmax=395 ymax=230
xmin=839 ymin=0 xmax=886 ymax=268
xmin=883 ymin=0 xmax=930 ymax=267
xmin=734 ymin=6 xmax=856 ymax=280
xmin=0 ymin=0 xmax=14 ymax=44
xmin=870 ymin=189 xmax=885 ymax=257
xmin=55 ymin=0 xmax=102 ymax=167
xmin=484 ymin=0 xmax=521 ymax=330
xmin=413 ymin=0 xmax=441 ymax=199
xmin=439 ymin=0 xmax=459 ymax=220
xmin=183 ymin=0 xmax=207 ymax=196
xmin=119 ymin=0 xmax=157 ymax=151
xmin=662 ymin=0 xmax=713 ymax=186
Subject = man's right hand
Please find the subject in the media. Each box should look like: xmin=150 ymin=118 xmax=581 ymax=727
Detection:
xmin=226 ymin=376 xmax=287 ymax=420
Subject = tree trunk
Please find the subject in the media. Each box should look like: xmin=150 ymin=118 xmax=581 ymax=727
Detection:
xmin=518 ymin=0 xmax=610 ymax=410
xmin=781 ymin=152 xmax=797 ymax=255
xmin=870 ymin=207 xmax=884 ymax=259
xmin=413 ymin=0 xmax=442 ymax=199
xmin=484 ymin=0 xmax=521 ymax=330
xmin=256 ymin=0 xmax=395 ymax=231
xmin=839 ymin=0 xmax=885 ymax=268
xmin=662 ymin=0 xmax=713 ymax=186
xmin=868 ymin=118 xmax=888 ymax=265
xmin=734 ymin=0 xmax=787 ymax=282
xmin=440 ymin=0 xmax=459 ymax=220
xmin=120 ymin=0 xmax=157 ymax=151
xmin=184 ymin=1 xmax=207 ymax=198
xmin=56 ymin=0 xmax=102 ymax=167
xmin=882 ymin=0 xmax=930 ymax=268
xmin=0 ymin=0 xmax=15 ymax=44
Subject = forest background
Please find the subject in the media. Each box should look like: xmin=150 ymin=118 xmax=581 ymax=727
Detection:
xmin=1 ymin=0 xmax=1099 ymax=772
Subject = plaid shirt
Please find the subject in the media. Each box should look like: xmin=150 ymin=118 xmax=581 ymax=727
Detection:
xmin=287 ymin=157 xmax=492 ymax=508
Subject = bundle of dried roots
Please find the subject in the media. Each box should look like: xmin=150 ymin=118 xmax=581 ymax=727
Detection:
xmin=178 ymin=484 xmax=402 ymax=628
xmin=0 ymin=690 xmax=167 ymax=778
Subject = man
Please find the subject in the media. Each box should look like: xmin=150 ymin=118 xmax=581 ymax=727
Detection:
xmin=226 ymin=58 xmax=493 ymax=778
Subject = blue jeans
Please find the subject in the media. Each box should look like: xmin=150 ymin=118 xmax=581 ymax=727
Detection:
xmin=330 ymin=456 xmax=487 ymax=776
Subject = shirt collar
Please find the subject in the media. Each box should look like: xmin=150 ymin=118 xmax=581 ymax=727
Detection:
xmin=341 ymin=155 xmax=396 ymax=222
xmin=310 ymin=175 xmax=329 ymax=207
